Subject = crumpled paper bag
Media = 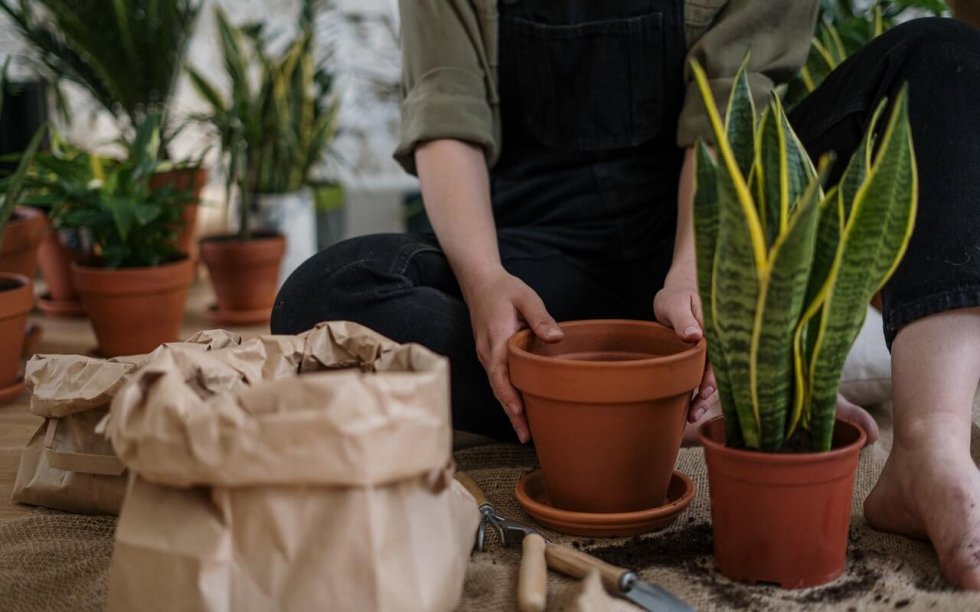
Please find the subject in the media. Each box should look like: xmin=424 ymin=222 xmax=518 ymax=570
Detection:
xmin=104 ymin=321 xmax=480 ymax=612
xmin=11 ymin=330 xmax=242 ymax=515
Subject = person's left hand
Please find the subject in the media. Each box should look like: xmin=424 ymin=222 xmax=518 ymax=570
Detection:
xmin=653 ymin=280 xmax=718 ymax=422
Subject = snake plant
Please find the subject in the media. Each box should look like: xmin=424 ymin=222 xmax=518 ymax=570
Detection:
xmin=691 ymin=58 xmax=917 ymax=451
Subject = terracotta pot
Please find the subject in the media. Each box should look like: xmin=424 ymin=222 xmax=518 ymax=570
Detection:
xmin=700 ymin=416 xmax=867 ymax=588
xmin=150 ymin=166 xmax=207 ymax=256
xmin=199 ymin=233 xmax=285 ymax=317
xmin=0 ymin=207 xmax=46 ymax=277
xmin=0 ymin=273 xmax=32 ymax=400
xmin=508 ymin=320 xmax=706 ymax=514
xmin=72 ymin=258 xmax=195 ymax=357
xmin=37 ymin=225 xmax=85 ymax=302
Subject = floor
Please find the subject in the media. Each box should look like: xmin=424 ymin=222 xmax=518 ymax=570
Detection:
xmin=0 ymin=280 xmax=267 ymax=521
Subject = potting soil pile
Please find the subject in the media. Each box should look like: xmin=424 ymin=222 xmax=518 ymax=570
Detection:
xmin=4 ymin=398 xmax=980 ymax=609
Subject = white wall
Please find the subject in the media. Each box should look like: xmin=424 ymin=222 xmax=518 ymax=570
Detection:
xmin=0 ymin=0 xmax=417 ymax=236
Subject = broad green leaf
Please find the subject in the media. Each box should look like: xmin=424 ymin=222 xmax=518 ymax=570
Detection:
xmin=807 ymin=89 xmax=917 ymax=450
xmin=691 ymin=60 xmax=768 ymax=447
xmin=725 ymin=55 xmax=756 ymax=181
xmin=751 ymin=164 xmax=827 ymax=450
xmin=693 ymin=142 xmax=739 ymax=444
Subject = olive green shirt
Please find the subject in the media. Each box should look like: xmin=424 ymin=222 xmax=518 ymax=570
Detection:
xmin=395 ymin=0 xmax=819 ymax=174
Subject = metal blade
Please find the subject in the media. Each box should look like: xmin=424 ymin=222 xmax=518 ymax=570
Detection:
xmin=622 ymin=573 xmax=693 ymax=612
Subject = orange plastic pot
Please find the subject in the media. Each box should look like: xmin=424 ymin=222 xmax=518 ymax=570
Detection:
xmin=0 ymin=273 xmax=32 ymax=401
xmin=0 ymin=207 xmax=46 ymax=277
xmin=700 ymin=416 xmax=866 ymax=588
xmin=72 ymin=258 xmax=195 ymax=357
xmin=150 ymin=167 xmax=207 ymax=256
xmin=199 ymin=233 xmax=285 ymax=315
xmin=508 ymin=320 xmax=706 ymax=514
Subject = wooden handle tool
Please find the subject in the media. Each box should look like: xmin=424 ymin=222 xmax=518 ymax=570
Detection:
xmin=518 ymin=533 xmax=548 ymax=612
xmin=544 ymin=542 xmax=629 ymax=594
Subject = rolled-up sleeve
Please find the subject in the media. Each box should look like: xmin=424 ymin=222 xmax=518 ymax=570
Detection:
xmin=677 ymin=0 xmax=819 ymax=148
xmin=394 ymin=0 xmax=498 ymax=175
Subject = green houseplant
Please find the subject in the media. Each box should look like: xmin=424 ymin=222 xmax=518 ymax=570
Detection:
xmin=0 ymin=127 xmax=43 ymax=404
xmin=187 ymin=0 xmax=338 ymax=324
xmin=692 ymin=58 xmax=917 ymax=587
xmin=57 ymin=115 xmax=195 ymax=356
xmin=785 ymin=0 xmax=947 ymax=105
xmin=0 ymin=0 xmax=207 ymax=253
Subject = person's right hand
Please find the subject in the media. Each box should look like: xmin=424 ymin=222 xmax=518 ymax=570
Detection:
xmin=465 ymin=268 xmax=564 ymax=443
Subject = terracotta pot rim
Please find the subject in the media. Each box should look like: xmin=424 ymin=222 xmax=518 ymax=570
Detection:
xmin=507 ymin=319 xmax=706 ymax=369
xmin=0 ymin=272 xmax=30 ymax=289
xmin=698 ymin=416 xmax=867 ymax=464
xmin=0 ymin=272 xmax=33 ymax=318
xmin=71 ymin=256 xmax=195 ymax=275
xmin=198 ymin=232 xmax=285 ymax=245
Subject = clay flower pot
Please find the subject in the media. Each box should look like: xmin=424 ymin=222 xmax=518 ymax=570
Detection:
xmin=199 ymin=233 xmax=286 ymax=325
xmin=700 ymin=416 xmax=867 ymax=588
xmin=508 ymin=320 xmax=706 ymax=514
xmin=36 ymin=225 xmax=86 ymax=316
xmin=150 ymin=166 xmax=207 ymax=257
xmin=0 ymin=273 xmax=33 ymax=404
xmin=0 ymin=206 xmax=46 ymax=277
xmin=72 ymin=258 xmax=195 ymax=357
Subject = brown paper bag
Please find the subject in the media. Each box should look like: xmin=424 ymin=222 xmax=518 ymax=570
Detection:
xmin=105 ymin=322 xmax=480 ymax=612
xmin=11 ymin=330 xmax=245 ymax=515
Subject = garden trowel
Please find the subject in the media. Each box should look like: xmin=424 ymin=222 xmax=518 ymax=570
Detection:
xmin=455 ymin=472 xmax=692 ymax=612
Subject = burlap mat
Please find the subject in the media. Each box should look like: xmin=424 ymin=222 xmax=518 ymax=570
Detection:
xmin=4 ymin=416 xmax=980 ymax=611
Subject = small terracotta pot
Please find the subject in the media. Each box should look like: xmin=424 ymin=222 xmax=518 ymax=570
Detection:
xmin=508 ymin=320 xmax=706 ymax=514
xmin=72 ymin=258 xmax=195 ymax=357
xmin=199 ymin=233 xmax=285 ymax=315
xmin=37 ymin=225 xmax=85 ymax=302
xmin=150 ymin=167 xmax=207 ymax=256
xmin=0 ymin=207 xmax=46 ymax=277
xmin=700 ymin=416 xmax=867 ymax=588
xmin=0 ymin=273 xmax=32 ymax=398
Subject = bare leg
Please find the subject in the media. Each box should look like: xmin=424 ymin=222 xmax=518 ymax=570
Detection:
xmin=865 ymin=308 xmax=980 ymax=589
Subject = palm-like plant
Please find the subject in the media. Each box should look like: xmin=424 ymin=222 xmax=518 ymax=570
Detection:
xmin=785 ymin=0 xmax=947 ymax=105
xmin=692 ymin=58 xmax=917 ymax=452
xmin=187 ymin=0 xmax=339 ymax=240
xmin=0 ymin=0 xmax=201 ymax=157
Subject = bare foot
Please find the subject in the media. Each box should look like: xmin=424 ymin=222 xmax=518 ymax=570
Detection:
xmin=836 ymin=394 xmax=880 ymax=445
xmin=865 ymin=449 xmax=980 ymax=589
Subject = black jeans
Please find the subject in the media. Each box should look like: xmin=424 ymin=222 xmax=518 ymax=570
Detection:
xmin=790 ymin=17 xmax=980 ymax=347
xmin=273 ymin=18 xmax=980 ymax=439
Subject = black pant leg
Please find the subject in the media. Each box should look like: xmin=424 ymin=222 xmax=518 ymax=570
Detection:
xmin=271 ymin=232 xmax=517 ymax=441
xmin=789 ymin=17 xmax=980 ymax=346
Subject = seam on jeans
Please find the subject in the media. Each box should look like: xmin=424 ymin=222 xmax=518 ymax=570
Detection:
xmin=390 ymin=241 xmax=442 ymax=277
xmin=885 ymin=285 xmax=980 ymax=343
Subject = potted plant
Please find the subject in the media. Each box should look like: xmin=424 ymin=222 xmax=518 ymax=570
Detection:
xmin=0 ymin=61 xmax=46 ymax=280
xmin=187 ymin=1 xmax=338 ymax=325
xmin=0 ymin=128 xmax=43 ymax=404
xmin=60 ymin=115 xmax=194 ymax=357
xmin=0 ymin=0 xmax=206 ymax=253
xmin=691 ymin=59 xmax=917 ymax=587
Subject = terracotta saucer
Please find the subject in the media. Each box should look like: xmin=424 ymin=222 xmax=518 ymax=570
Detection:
xmin=206 ymin=304 xmax=272 ymax=327
xmin=515 ymin=469 xmax=695 ymax=537
xmin=36 ymin=292 xmax=85 ymax=317
xmin=0 ymin=377 xmax=25 ymax=405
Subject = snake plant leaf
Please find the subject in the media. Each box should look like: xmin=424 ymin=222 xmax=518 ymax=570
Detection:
xmin=693 ymin=141 xmax=740 ymax=444
xmin=752 ymin=161 xmax=828 ymax=449
xmin=726 ymin=56 xmax=756 ymax=181
xmin=757 ymin=94 xmax=816 ymax=248
xmin=692 ymin=60 xmax=768 ymax=447
xmin=807 ymin=88 xmax=917 ymax=450
xmin=839 ymin=99 xmax=886 ymax=220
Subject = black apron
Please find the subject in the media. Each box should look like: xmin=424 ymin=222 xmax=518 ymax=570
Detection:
xmin=492 ymin=0 xmax=688 ymax=286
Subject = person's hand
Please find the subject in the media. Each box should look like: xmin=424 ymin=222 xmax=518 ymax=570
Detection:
xmin=466 ymin=268 xmax=563 ymax=443
xmin=653 ymin=280 xmax=718 ymax=422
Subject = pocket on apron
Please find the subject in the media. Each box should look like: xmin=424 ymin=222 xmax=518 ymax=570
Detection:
xmin=513 ymin=13 xmax=667 ymax=151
